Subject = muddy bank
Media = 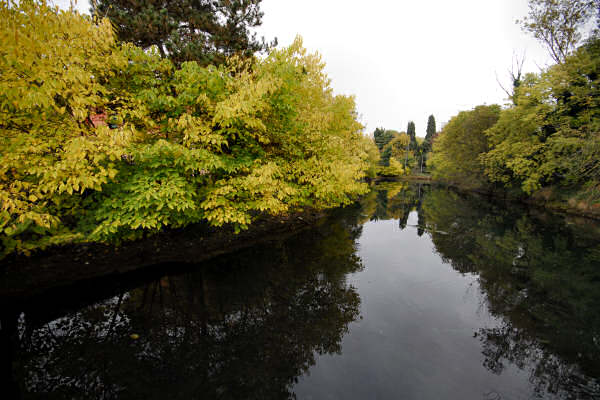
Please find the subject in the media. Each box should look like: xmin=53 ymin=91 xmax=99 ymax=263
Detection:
xmin=0 ymin=211 xmax=326 ymax=299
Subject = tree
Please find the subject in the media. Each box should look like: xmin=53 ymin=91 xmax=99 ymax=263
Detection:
xmin=402 ymin=121 xmax=418 ymax=170
xmin=383 ymin=134 xmax=409 ymax=159
xmin=90 ymin=0 xmax=275 ymax=66
xmin=0 ymin=0 xmax=372 ymax=257
xmin=373 ymin=127 xmax=395 ymax=151
xmin=426 ymin=115 xmax=436 ymax=142
xmin=214 ymin=0 xmax=276 ymax=60
xmin=421 ymin=115 xmax=436 ymax=153
xmin=519 ymin=0 xmax=597 ymax=64
xmin=482 ymin=38 xmax=600 ymax=193
xmin=407 ymin=121 xmax=418 ymax=151
xmin=415 ymin=115 xmax=437 ymax=172
xmin=496 ymin=52 xmax=526 ymax=104
xmin=380 ymin=146 xmax=392 ymax=167
xmin=428 ymin=105 xmax=501 ymax=189
xmin=1 ymin=0 xmax=134 ymax=255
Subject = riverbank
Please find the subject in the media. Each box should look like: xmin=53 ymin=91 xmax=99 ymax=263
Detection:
xmin=376 ymin=173 xmax=600 ymax=221
xmin=0 ymin=210 xmax=327 ymax=299
xmin=429 ymin=179 xmax=600 ymax=221
xmin=374 ymin=173 xmax=432 ymax=183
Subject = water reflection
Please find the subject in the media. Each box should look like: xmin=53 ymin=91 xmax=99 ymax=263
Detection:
xmin=361 ymin=181 xmax=425 ymax=232
xmin=4 ymin=182 xmax=600 ymax=399
xmin=3 ymin=215 xmax=364 ymax=399
xmin=376 ymin=182 xmax=600 ymax=398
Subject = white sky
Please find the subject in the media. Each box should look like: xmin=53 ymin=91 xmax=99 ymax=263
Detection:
xmin=54 ymin=0 xmax=553 ymax=137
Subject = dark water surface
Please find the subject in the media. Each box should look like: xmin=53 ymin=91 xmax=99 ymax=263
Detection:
xmin=3 ymin=182 xmax=600 ymax=399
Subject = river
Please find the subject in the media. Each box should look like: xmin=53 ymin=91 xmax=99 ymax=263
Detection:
xmin=2 ymin=182 xmax=600 ymax=399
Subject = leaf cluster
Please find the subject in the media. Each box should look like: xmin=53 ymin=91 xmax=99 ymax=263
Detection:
xmin=91 ymin=0 xmax=276 ymax=66
xmin=0 ymin=2 xmax=371 ymax=256
xmin=429 ymin=38 xmax=600 ymax=198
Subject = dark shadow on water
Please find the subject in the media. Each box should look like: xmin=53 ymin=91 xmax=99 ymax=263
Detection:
xmin=1 ymin=212 xmax=364 ymax=400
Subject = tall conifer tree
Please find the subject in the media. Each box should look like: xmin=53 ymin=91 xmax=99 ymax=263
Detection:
xmin=422 ymin=115 xmax=436 ymax=153
xmin=91 ymin=0 xmax=275 ymax=66
xmin=426 ymin=115 xmax=436 ymax=142
xmin=407 ymin=121 xmax=418 ymax=151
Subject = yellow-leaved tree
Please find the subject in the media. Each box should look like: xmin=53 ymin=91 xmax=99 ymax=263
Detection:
xmin=1 ymin=1 xmax=373 ymax=256
xmin=0 ymin=0 xmax=146 ymax=254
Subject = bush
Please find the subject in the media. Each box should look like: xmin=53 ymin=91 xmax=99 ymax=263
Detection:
xmin=0 ymin=1 xmax=372 ymax=256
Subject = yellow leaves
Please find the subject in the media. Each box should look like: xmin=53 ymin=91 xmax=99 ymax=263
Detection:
xmin=0 ymin=6 xmax=370 ymax=256
xmin=1 ymin=0 xmax=125 ymax=136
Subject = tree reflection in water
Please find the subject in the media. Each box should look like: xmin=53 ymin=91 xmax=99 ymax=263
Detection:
xmin=5 ymin=214 xmax=364 ymax=400
xmin=7 ymin=182 xmax=600 ymax=399
xmin=374 ymin=182 xmax=600 ymax=398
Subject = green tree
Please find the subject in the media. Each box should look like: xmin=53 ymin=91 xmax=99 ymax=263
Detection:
xmin=383 ymin=133 xmax=409 ymax=159
xmin=1 ymin=0 xmax=136 ymax=254
xmin=402 ymin=121 xmax=418 ymax=170
xmin=425 ymin=115 xmax=436 ymax=142
xmin=91 ymin=0 xmax=275 ymax=66
xmin=421 ymin=115 xmax=436 ymax=153
xmin=519 ymin=0 xmax=597 ymax=64
xmin=360 ymin=134 xmax=380 ymax=179
xmin=373 ymin=127 xmax=394 ymax=151
xmin=415 ymin=115 xmax=436 ymax=172
xmin=379 ymin=134 xmax=410 ymax=176
xmin=428 ymin=105 xmax=501 ymax=189
xmin=482 ymin=38 xmax=600 ymax=194
xmin=407 ymin=121 xmax=418 ymax=151
xmin=380 ymin=146 xmax=392 ymax=167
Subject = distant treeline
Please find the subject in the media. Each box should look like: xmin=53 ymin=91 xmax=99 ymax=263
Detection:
xmin=371 ymin=116 xmax=437 ymax=177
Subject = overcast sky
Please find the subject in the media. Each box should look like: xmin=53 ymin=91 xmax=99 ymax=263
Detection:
xmin=55 ymin=0 xmax=553 ymax=137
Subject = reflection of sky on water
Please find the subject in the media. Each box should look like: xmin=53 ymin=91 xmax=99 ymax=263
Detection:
xmin=294 ymin=217 xmax=535 ymax=400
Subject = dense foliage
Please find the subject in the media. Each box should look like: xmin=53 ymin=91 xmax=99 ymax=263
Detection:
xmin=406 ymin=121 xmax=418 ymax=151
xmin=371 ymin=117 xmax=436 ymax=176
xmin=0 ymin=1 xmax=374 ymax=256
xmin=428 ymin=105 xmax=501 ymax=189
xmin=483 ymin=39 xmax=600 ymax=194
xmin=426 ymin=0 xmax=600 ymax=214
xmin=370 ymin=128 xmax=410 ymax=176
xmin=373 ymin=127 xmax=394 ymax=151
xmin=429 ymin=38 xmax=600 ymax=209
xmin=91 ymin=0 xmax=275 ymax=66
xmin=372 ymin=127 xmax=420 ymax=176
xmin=420 ymin=115 xmax=434 ymax=152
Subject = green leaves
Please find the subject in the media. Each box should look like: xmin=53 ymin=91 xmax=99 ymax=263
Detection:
xmin=429 ymin=105 xmax=501 ymax=190
xmin=1 ymin=5 xmax=371 ymax=256
xmin=430 ymin=38 xmax=600 ymax=200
